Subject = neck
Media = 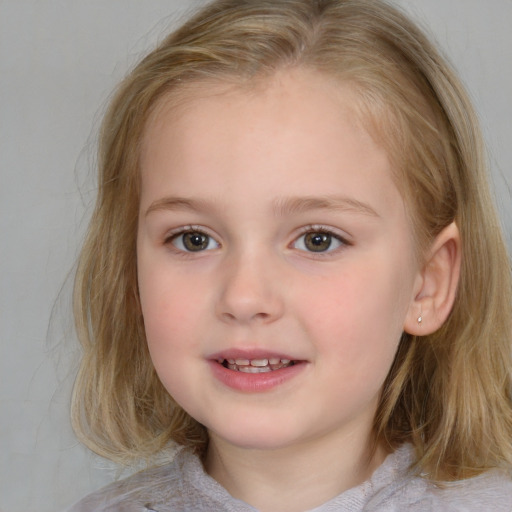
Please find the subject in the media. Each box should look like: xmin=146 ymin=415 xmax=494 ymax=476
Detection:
xmin=204 ymin=429 xmax=387 ymax=512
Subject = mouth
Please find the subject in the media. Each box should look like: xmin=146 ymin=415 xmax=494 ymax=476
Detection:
xmin=209 ymin=352 xmax=306 ymax=391
xmin=217 ymin=357 xmax=296 ymax=373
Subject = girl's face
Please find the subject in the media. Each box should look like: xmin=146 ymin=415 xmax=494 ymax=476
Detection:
xmin=137 ymin=69 xmax=422 ymax=453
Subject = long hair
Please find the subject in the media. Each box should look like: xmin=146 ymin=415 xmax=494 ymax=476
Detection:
xmin=72 ymin=0 xmax=512 ymax=480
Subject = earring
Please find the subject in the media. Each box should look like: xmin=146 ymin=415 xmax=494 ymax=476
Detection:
xmin=417 ymin=308 xmax=423 ymax=325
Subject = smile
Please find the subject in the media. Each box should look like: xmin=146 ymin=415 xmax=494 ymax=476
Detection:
xmin=219 ymin=358 xmax=295 ymax=373
xmin=209 ymin=354 xmax=306 ymax=392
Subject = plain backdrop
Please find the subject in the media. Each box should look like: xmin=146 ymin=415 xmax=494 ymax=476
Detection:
xmin=1 ymin=1 xmax=511 ymax=511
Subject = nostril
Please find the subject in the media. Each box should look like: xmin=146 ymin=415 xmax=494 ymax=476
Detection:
xmin=221 ymin=311 xmax=237 ymax=322
xmin=220 ymin=310 xmax=271 ymax=323
xmin=254 ymin=311 xmax=271 ymax=319
xmin=215 ymin=275 xmax=284 ymax=324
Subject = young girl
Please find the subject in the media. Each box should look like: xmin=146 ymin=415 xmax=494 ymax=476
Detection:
xmin=67 ymin=0 xmax=512 ymax=510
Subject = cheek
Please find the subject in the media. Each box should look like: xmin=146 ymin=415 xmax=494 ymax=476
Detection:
xmin=300 ymin=262 xmax=411 ymax=364
xmin=141 ymin=284 xmax=198 ymax=348
xmin=137 ymin=259 xmax=207 ymax=358
xmin=138 ymin=272 xmax=204 ymax=406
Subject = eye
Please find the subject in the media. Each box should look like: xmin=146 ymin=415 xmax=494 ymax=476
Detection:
xmin=170 ymin=230 xmax=219 ymax=252
xmin=293 ymin=230 xmax=346 ymax=253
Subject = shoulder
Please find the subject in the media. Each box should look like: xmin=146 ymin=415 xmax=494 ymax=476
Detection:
xmin=64 ymin=447 xmax=256 ymax=512
xmin=367 ymin=445 xmax=512 ymax=512
xmin=64 ymin=464 xmax=178 ymax=512
xmin=64 ymin=448 xmax=193 ymax=512
xmin=430 ymin=469 xmax=512 ymax=511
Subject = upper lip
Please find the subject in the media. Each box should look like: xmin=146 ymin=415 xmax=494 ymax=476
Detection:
xmin=208 ymin=348 xmax=302 ymax=362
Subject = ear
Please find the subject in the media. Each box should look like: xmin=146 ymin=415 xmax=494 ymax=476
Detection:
xmin=404 ymin=222 xmax=461 ymax=336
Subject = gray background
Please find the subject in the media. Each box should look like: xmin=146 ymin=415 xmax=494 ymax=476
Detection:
xmin=1 ymin=1 xmax=511 ymax=511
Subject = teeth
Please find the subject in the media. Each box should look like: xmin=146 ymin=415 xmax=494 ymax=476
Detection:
xmin=250 ymin=359 xmax=269 ymax=367
xmin=239 ymin=366 xmax=272 ymax=373
xmin=222 ymin=357 xmax=295 ymax=373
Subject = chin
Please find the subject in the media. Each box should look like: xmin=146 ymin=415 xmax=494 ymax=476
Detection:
xmin=209 ymin=421 xmax=308 ymax=452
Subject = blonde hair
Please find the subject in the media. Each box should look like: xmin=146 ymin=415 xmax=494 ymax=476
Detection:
xmin=72 ymin=0 xmax=512 ymax=480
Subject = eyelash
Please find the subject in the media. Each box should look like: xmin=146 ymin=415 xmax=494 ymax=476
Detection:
xmin=164 ymin=225 xmax=351 ymax=255
xmin=292 ymin=225 xmax=352 ymax=255
xmin=165 ymin=226 xmax=219 ymax=254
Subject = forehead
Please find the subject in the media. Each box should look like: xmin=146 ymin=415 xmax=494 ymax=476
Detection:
xmin=139 ymin=68 xmax=403 ymax=219
xmin=141 ymin=68 xmax=384 ymax=167
xmin=145 ymin=68 xmax=367 ymax=137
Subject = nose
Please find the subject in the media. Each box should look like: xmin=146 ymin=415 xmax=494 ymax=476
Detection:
xmin=215 ymin=251 xmax=284 ymax=325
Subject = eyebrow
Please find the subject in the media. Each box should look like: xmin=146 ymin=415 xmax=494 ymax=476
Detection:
xmin=145 ymin=195 xmax=380 ymax=218
xmin=272 ymin=196 xmax=380 ymax=218
xmin=145 ymin=197 xmax=216 ymax=216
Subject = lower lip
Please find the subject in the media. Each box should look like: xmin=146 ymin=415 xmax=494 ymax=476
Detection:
xmin=208 ymin=360 xmax=307 ymax=392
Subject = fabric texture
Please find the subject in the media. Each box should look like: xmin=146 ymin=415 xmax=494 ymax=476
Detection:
xmin=66 ymin=444 xmax=512 ymax=511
